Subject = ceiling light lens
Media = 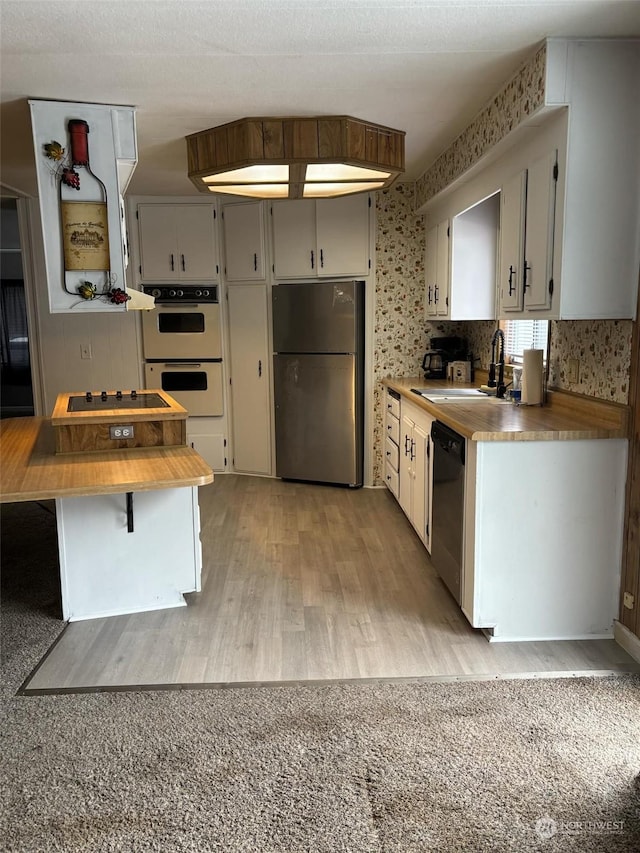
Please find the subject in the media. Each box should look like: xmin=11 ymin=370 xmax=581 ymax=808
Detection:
xmin=208 ymin=184 xmax=290 ymax=198
xmin=305 ymin=163 xmax=391 ymax=181
xmin=203 ymin=165 xmax=289 ymax=184
xmin=303 ymin=181 xmax=386 ymax=198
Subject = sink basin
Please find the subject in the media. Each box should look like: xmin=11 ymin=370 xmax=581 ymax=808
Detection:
xmin=410 ymin=387 xmax=501 ymax=403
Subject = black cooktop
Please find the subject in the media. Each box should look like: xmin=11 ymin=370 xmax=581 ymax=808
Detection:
xmin=67 ymin=391 xmax=169 ymax=412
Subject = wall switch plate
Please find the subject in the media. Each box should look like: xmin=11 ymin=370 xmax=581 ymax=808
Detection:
xmin=80 ymin=343 xmax=92 ymax=360
xmin=623 ymin=592 xmax=635 ymax=610
xmin=109 ymin=425 xmax=134 ymax=440
xmin=567 ymin=357 xmax=580 ymax=384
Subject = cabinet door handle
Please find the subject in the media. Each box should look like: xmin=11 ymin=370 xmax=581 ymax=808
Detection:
xmin=434 ymin=284 xmax=439 ymax=304
xmin=410 ymin=438 xmax=416 ymax=461
xmin=258 ymin=359 xmax=262 ymax=377
xmin=508 ymin=265 xmax=516 ymax=296
xmin=523 ymin=261 xmax=531 ymax=292
xmin=320 ymin=248 xmax=324 ymax=268
xmin=254 ymin=253 xmax=258 ymax=271
xmin=181 ymin=254 xmax=185 ymax=271
xmin=170 ymin=253 xmax=175 ymax=271
xmin=404 ymin=435 xmax=411 ymax=456
xmin=427 ymin=284 xmax=432 ymax=305
xmin=311 ymin=250 xmax=315 ymax=269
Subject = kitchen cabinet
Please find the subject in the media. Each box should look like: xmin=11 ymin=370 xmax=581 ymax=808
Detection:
xmin=462 ymin=437 xmax=627 ymax=641
xmin=383 ymin=389 xmax=401 ymax=497
xmin=423 ymin=41 xmax=640 ymax=320
xmin=498 ymin=150 xmax=557 ymax=316
xmin=227 ymin=284 xmax=272 ymax=475
xmin=186 ymin=422 xmax=227 ymax=472
xmin=424 ymin=219 xmax=449 ymax=318
xmin=398 ymin=399 xmax=434 ymax=550
xmin=271 ymin=194 xmax=370 ymax=278
xmin=221 ymin=201 xmax=266 ymax=281
xmin=137 ymin=204 xmax=218 ymax=282
xmin=29 ymin=99 xmax=137 ymax=313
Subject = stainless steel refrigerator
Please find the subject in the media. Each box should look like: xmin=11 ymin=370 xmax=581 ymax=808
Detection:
xmin=272 ymin=280 xmax=364 ymax=487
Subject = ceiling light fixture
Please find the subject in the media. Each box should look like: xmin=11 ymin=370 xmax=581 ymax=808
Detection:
xmin=186 ymin=116 xmax=405 ymax=199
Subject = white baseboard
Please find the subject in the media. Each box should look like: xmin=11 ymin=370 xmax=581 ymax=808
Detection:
xmin=614 ymin=620 xmax=640 ymax=664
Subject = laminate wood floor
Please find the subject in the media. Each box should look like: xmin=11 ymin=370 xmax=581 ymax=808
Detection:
xmin=24 ymin=475 xmax=640 ymax=692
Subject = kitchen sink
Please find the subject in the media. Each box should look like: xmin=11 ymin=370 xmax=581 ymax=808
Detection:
xmin=410 ymin=388 xmax=508 ymax=403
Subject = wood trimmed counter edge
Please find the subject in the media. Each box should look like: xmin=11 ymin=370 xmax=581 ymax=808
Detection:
xmin=0 ymin=417 xmax=213 ymax=504
xmin=383 ymin=378 xmax=630 ymax=442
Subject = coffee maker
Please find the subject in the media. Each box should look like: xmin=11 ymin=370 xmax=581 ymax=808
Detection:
xmin=422 ymin=336 xmax=467 ymax=379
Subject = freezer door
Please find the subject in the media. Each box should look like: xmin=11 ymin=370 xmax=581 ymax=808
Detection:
xmin=274 ymin=353 xmax=362 ymax=486
xmin=272 ymin=281 xmax=363 ymax=353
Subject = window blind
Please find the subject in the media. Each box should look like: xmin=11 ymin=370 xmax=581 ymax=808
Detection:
xmin=503 ymin=320 xmax=548 ymax=363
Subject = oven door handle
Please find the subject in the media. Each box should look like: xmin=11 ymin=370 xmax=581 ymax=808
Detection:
xmin=159 ymin=363 xmax=202 ymax=368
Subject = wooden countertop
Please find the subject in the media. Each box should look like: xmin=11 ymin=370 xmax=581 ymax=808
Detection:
xmin=0 ymin=417 xmax=214 ymax=503
xmin=383 ymin=377 xmax=629 ymax=441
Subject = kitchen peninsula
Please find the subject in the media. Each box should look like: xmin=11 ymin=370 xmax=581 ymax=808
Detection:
xmin=384 ymin=377 xmax=629 ymax=643
xmin=0 ymin=391 xmax=213 ymax=621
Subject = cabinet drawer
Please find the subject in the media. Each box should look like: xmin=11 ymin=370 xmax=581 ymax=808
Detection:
xmin=384 ymin=460 xmax=399 ymax=497
xmin=385 ymin=392 xmax=400 ymax=420
xmin=385 ymin=412 xmax=400 ymax=445
xmin=385 ymin=435 xmax=399 ymax=471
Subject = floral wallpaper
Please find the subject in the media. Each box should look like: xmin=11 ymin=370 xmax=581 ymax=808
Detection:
xmin=415 ymin=43 xmax=547 ymax=209
xmin=462 ymin=320 xmax=633 ymax=403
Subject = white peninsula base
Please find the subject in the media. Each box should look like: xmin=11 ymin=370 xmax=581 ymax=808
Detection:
xmin=463 ymin=439 xmax=628 ymax=642
xmin=56 ymin=486 xmax=202 ymax=622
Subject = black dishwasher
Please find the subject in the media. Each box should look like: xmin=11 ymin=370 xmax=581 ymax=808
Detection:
xmin=430 ymin=421 xmax=466 ymax=604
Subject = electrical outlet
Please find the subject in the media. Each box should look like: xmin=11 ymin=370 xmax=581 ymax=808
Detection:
xmin=567 ymin=357 xmax=579 ymax=384
xmin=109 ymin=425 xmax=134 ymax=440
xmin=623 ymin=592 xmax=635 ymax=610
xmin=80 ymin=343 xmax=92 ymax=360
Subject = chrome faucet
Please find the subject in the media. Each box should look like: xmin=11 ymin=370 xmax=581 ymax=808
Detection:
xmin=488 ymin=328 xmax=507 ymax=398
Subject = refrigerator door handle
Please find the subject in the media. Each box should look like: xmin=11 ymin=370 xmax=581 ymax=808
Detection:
xmin=258 ymin=359 xmax=262 ymax=377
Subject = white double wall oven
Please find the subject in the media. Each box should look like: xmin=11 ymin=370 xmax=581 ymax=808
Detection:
xmin=141 ymin=285 xmax=224 ymax=418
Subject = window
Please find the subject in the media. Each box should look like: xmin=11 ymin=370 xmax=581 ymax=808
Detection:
xmin=502 ymin=319 xmax=549 ymax=364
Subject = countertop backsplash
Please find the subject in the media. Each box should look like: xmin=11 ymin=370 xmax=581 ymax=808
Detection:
xmin=462 ymin=320 xmax=632 ymax=405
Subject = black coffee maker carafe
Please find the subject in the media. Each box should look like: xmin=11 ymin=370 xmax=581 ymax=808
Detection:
xmin=422 ymin=336 xmax=467 ymax=379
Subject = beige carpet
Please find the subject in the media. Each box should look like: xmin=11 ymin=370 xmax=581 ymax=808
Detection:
xmin=2 ymin=502 xmax=640 ymax=852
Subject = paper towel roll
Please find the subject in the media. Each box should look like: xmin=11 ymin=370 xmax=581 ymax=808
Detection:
xmin=125 ymin=289 xmax=156 ymax=311
xmin=521 ymin=349 xmax=544 ymax=405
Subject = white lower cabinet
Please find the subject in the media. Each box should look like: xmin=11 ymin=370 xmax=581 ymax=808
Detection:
xmin=398 ymin=399 xmax=434 ymax=551
xmin=227 ymin=284 xmax=272 ymax=475
xmin=462 ymin=438 xmax=627 ymax=641
xmin=383 ymin=389 xmax=401 ymax=497
xmin=186 ymin=421 xmax=227 ymax=471
xmin=56 ymin=486 xmax=202 ymax=621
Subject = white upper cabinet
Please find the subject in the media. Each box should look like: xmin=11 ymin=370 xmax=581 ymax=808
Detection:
xmin=424 ymin=40 xmax=640 ymax=321
xmin=424 ymin=220 xmax=449 ymax=318
xmin=29 ymin=99 xmax=138 ymax=313
xmin=499 ymin=170 xmax=527 ymax=312
xmin=138 ymin=204 xmax=218 ymax=282
xmin=221 ymin=201 xmax=266 ymax=282
xmin=498 ymin=151 xmax=557 ymax=317
xmin=271 ymin=193 xmax=371 ymax=279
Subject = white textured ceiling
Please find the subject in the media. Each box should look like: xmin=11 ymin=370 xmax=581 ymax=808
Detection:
xmin=1 ymin=0 xmax=639 ymax=196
